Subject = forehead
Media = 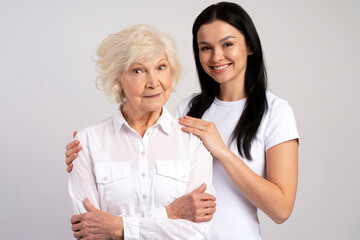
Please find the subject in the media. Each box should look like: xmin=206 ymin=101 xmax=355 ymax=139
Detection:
xmin=130 ymin=53 xmax=168 ymax=67
xmin=197 ymin=20 xmax=243 ymax=42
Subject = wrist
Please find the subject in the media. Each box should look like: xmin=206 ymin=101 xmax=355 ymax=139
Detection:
xmin=112 ymin=216 xmax=124 ymax=240
xmin=213 ymin=144 xmax=231 ymax=160
xmin=165 ymin=205 xmax=176 ymax=219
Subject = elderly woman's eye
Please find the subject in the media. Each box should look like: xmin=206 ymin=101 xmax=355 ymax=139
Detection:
xmin=158 ymin=65 xmax=165 ymax=70
xmin=133 ymin=69 xmax=141 ymax=74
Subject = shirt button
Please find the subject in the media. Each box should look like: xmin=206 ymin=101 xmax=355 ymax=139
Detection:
xmin=141 ymin=151 xmax=145 ymax=156
xmin=142 ymin=194 xmax=147 ymax=200
xmin=141 ymin=173 xmax=146 ymax=177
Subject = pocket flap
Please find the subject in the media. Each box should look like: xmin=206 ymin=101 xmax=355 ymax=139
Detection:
xmin=94 ymin=162 xmax=132 ymax=184
xmin=156 ymin=161 xmax=190 ymax=182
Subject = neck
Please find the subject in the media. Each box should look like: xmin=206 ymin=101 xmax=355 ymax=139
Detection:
xmin=121 ymin=104 xmax=162 ymax=137
xmin=217 ymin=77 xmax=247 ymax=101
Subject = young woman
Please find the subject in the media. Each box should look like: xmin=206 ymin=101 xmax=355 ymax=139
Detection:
xmin=65 ymin=2 xmax=299 ymax=239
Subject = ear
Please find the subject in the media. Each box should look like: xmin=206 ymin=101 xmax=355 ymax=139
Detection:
xmin=247 ymin=42 xmax=253 ymax=56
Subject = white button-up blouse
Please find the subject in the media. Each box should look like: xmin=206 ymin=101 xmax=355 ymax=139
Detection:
xmin=69 ymin=107 xmax=214 ymax=239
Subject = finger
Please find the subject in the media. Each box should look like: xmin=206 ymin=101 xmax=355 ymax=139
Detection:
xmin=196 ymin=206 xmax=216 ymax=217
xmin=65 ymin=145 xmax=82 ymax=158
xmin=198 ymin=193 xmax=216 ymax=201
xmin=66 ymin=140 xmax=80 ymax=151
xmin=66 ymin=163 xmax=73 ymax=173
xmin=204 ymin=207 xmax=216 ymax=215
xmin=193 ymin=183 xmax=206 ymax=193
xmin=71 ymin=222 xmax=82 ymax=232
xmin=71 ymin=214 xmax=82 ymax=224
xmin=181 ymin=127 xmax=204 ymax=138
xmin=65 ymin=151 xmax=78 ymax=165
xmin=200 ymin=199 xmax=217 ymax=208
xmin=183 ymin=115 xmax=207 ymax=123
xmin=179 ymin=118 xmax=207 ymax=130
xmin=196 ymin=214 xmax=214 ymax=223
xmin=73 ymin=131 xmax=78 ymax=138
xmin=83 ymin=198 xmax=97 ymax=212
xmin=73 ymin=230 xmax=84 ymax=239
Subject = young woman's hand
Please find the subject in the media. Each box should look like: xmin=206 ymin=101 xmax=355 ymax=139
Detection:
xmin=65 ymin=131 xmax=81 ymax=173
xmin=179 ymin=116 xmax=229 ymax=159
xmin=71 ymin=199 xmax=124 ymax=240
xmin=166 ymin=183 xmax=216 ymax=223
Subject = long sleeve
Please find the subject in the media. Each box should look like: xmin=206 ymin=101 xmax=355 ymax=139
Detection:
xmin=122 ymin=138 xmax=214 ymax=240
xmin=68 ymin=131 xmax=100 ymax=213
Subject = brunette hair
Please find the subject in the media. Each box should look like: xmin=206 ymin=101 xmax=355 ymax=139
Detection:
xmin=188 ymin=2 xmax=267 ymax=159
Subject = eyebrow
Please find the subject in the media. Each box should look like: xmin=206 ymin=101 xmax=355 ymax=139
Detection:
xmin=198 ymin=35 xmax=236 ymax=45
xmin=132 ymin=58 xmax=167 ymax=65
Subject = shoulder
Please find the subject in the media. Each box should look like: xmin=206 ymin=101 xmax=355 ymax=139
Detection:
xmin=75 ymin=116 xmax=113 ymax=145
xmin=266 ymin=91 xmax=296 ymax=118
xmin=168 ymin=111 xmax=206 ymax=151
xmin=174 ymin=93 xmax=200 ymax=118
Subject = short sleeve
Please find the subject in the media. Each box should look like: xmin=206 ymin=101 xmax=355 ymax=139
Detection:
xmin=264 ymin=98 xmax=299 ymax=151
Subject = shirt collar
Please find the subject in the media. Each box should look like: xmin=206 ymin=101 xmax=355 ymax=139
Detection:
xmin=113 ymin=107 xmax=172 ymax=135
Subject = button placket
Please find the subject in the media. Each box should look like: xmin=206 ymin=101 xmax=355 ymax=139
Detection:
xmin=139 ymin=136 xmax=149 ymax=203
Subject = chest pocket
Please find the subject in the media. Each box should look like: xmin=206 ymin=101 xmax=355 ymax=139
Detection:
xmin=94 ymin=162 xmax=133 ymax=211
xmin=155 ymin=160 xmax=190 ymax=205
xmin=95 ymin=162 xmax=132 ymax=184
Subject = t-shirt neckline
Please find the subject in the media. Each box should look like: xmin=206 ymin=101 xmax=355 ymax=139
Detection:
xmin=214 ymin=97 xmax=247 ymax=106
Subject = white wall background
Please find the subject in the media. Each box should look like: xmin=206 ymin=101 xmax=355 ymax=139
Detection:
xmin=0 ymin=0 xmax=359 ymax=239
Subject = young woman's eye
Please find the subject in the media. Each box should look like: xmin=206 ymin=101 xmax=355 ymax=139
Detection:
xmin=201 ymin=46 xmax=211 ymax=51
xmin=158 ymin=65 xmax=165 ymax=71
xmin=224 ymin=42 xmax=233 ymax=47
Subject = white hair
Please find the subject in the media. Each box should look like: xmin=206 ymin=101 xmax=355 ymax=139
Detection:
xmin=95 ymin=24 xmax=182 ymax=103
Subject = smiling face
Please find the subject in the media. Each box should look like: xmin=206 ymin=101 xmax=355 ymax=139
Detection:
xmin=120 ymin=53 xmax=172 ymax=115
xmin=197 ymin=20 xmax=251 ymax=87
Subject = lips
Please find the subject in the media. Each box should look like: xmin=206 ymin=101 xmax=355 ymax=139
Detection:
xmin=211 ymin=63 xmax=231 ymax=73
xmin=144 ymin=93 xmax=162 ymax=99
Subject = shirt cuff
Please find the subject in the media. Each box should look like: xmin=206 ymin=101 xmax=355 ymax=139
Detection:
xmin=123 ymin=217 xmax=140 ymax=240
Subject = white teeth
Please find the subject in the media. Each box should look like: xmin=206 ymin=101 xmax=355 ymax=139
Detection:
xmin=213 ymin=64 xmax=229 ymax=70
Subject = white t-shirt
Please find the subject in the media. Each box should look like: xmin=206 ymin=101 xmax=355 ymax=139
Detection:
xmin=175 ymin=91 xmax=299 ymax=240
xmin=69 ymin=107 xmax=214 ymax=239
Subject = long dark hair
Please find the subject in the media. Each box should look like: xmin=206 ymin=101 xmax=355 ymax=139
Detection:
xmin=187 ymin=2 xmax=268 ymax=160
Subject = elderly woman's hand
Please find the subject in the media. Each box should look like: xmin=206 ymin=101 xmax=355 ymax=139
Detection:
xmin=65 ymin=131 xmax=81 ymax=173
xmin=71 ymin=199 xmax=124 ymax=240
xmin=166 ymin=183 xmax=216 ymax=223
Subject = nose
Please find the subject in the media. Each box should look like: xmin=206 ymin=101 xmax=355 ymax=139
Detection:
xmin=211 ymin=47 xmax=224 ymax=63
xmin=146 ymin=71 xmax=160 ymax=88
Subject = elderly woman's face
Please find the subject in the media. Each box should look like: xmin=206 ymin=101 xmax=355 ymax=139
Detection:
xmin=120 ymin=53 xmax=172 ymax=113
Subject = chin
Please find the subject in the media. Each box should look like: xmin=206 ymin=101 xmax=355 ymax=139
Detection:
xmin=145 ymin=104 xmax=164 ymax=113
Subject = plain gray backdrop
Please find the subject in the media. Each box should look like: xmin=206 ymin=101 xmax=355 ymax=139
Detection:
xmin=0 ymin=0 xmax=359 ymax=239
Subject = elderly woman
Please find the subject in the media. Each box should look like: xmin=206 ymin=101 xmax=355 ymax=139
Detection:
xmin=68 ymin=24 xmax=214 ymax=240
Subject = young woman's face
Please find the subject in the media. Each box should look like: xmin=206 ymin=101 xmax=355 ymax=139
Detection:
xmin=120 ymin=53 xmax=172 ymax=114
xmin=197 ymin=20 xmax=251 ymax=85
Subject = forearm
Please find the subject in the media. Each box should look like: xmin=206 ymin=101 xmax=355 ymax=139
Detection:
xmin=218 ymin=148 xmax=297 ymax=224
xmin=122 ymin=215 xmax=212 ymax=240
